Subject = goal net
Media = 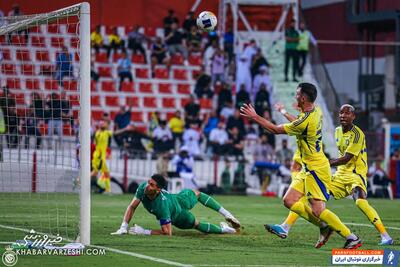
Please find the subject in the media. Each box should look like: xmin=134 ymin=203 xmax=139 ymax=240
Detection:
xmin=0 ymin=3 xmax=91 ymax=245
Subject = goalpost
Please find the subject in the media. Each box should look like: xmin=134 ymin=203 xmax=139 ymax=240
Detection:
xmin=0 ymin=3 xmax=91 ymax=245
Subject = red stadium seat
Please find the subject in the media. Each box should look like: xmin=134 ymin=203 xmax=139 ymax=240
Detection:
xmin=130 ymin=111 xmax=143 ymax=122
xmin=105 ymin=96 xmax=120 ymax=107
xmin=70 ymin=37 xmax=79 ymax=49
xmin=14 ymin=93 xmax=25 ymax=105
xmin=173 ymin=69 xmax=188 ymax=80
xmin=30 ymin=26 xmax=41 ymax=34
xmin=69 ymin=94 xmax=80 ymax=106
xmin=63 ymin=80 xmax=78 ymax=91
xmin=189 ymin=54 xmax=202 ymax=66
xmin=67 ymin=23 xmax=78 ymax=34
xmin=144 ymin=26 xmax=156 ymax=37
xmin=138 ymin=82 xmax=153 ymax=93
xmin=126 ymin=96 xmax=139 ymax=107
xmin=120 ymin=81 xmax=135 ymax=92
xmin=98 ymin=66 xmax=112 ymax=77
xmin=0 ymin=35 xmax=5 ymax=45
xmin=16 ymin=50 xmax=31 ymax=61
xmin=63 ymin=124 xmax=73 ymax=136
xmin=95 ymin=53 xmax=108 ymax=63
xmin=25 ymin=79 xmax=40 ymax=90
xmin=11 ymin=35 xmax=27 ymax=46
xmin=158 ymin=83 xmax=173 ymax=94
xmin=31 ymin=36 xmax=46 ymax=47
xmin=91 ymin=80 xmax=97 ymax=91
xmin=44 ymin=79 xmax=59 ymax=90
xmin=47 ymin=24 xmax=59 ymax=33
xmin=131 ymin=54 xmax=145 ymax=64
xmin=154 ymin=68 xmax=169 ymax=79
xmin=1 ymin=49 xmax=11 ymax=60
xmin=180 ymin=98 xmax=191 ymax=108
xmin=72 ymin=110 xmax=79 ymax=119
xmin=177 ymin=84 xmax=191 ymax=94
xmin=143 ymin=97 xmax=157 ymax=108
xmin=135 ymin=68 xmax=149 ymax=79
xmin=112 ymin=52 xmax=124 ymax=62
xmin=192 ymin=69 xmax=201 ymax=79
xmin=166 ymin=112 xmax=175 ymax=120
xmin=16 ymin=108 xmax=27 ymax=117
xmin=2 ymin=64 xmax=17 ymax=75
xmin=162 ymin=98 xmax=176 ymax=108
xmin=36 ymin=51 xmax=50 ymax=62
xmin=39 ymin=64 xmax=54 ymax=75
xmin=171 ymin=54 xmax=184 ymax=65
xmin=51 ymin=37 xmax=64 ymax=48
xmin=199 ymin=98 xmax=212 ymax=109
xmin=7 ymin=78 xmax=20 ymax=89
xmin=101 ymin=81 xmax=116 ymax=92
xmin=91 ymin=110 xmax=103 ymax=120
xmin=21 ymin=64 xmax=35 ymax=75
xmin=91 ymin=95 xmax=101 ymax=106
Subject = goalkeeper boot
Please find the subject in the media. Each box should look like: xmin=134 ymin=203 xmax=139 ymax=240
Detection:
xmin=220 ymin=222 xmax=236 ymax=234
xmin=315 ymin=225 xmax=334 ymax=249
xmin=225 ymin=214 xmax=241 ymax=229
xmin=343 ymin=236 xmax=362 ymax=249
xmin=264 ymin=224 xmax=288 ymax=239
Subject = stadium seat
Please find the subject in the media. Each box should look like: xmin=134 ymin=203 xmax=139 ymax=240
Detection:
xmin=180 ymin=98 xmax=191 ymax=108
xmin=91 ymin=95 xmax=101 ymax=106
xmin=154 ymin=68 xmax=169 ymax=79
xmin=47 ymin=24 xmax=60 ymax=33
xmin=171 ymin=54 xmax=184 ymax=65
xmin=105 ymin=96 xmax=120 ymax=107
xmin=192 ymin=69 xmax=201 ymax=79
xmin=16 ymin=108 xmax=27 ymax=117
xmin=11 ymin=35 xmax=27 ymax=46
xmin=14 ymin=93 xmax=25 ymax=105
xmin=199 ymin=98 xmax=212 ymax=109
xmin=1 ymin=49 xmax=11 ymax=60
xmin=144 ymin=26 xmax=156 ymax=37
xmin=31 ymin=36 xmax=46 ymax=47
xmin=135 ymin=68 xmax=149 ymax=79
xmin=162 ymin=98 xmax=176 ymax=108
xmin=36 ymin=51 xmax=50 ymax=62
xmin=189 ymin=54 xmax=202 ymax=66
xmin=177 ymin=84 xmax=191 ymax=94
xmin=66 ymin=23 xmax=78 ymax=34
xmin=173 ymin=69 xmax=188 ymax=80
xmin=0 ymin=35 xmax=6 ymax=45
xmin=21 ymin=64 xmax=35 ymax=75
xmin=101 ymin=80 xmax=116 ymax=92
xmin=158 ymin=83 xmax=173 ymax=94
xmin=91 ymin=80 xmax=97 ymax=91
xmin=63 ymin=80 xmax=78 ymax=91
xmin=143 ymin=97 xmax=157 ymax=108
xmin=69 ymin=94 xmax=80 ymax=106
xmin=25 ymin=79 xmax=41 ymax=90
xmin=131 ymin=54 xmax=145 ymax=64
xmin=131 ymin=111 xmax=143 ymax=122
xmin=63 ymin=124 xmax=73 ymax=136
xmin=112 ymin=52 xmax=124 ymax=62
xmin=7 ymin=78 xmax=20 ymax=89
xmin=44 ymin=79 xmax=59 ymax=90
xmin=98 ymin=66 xmax=112 ymax=77
xmin=70 ymin=37 xmax=79 ymax=49
xmin=2 ymin=64 xmax=17 ymax=75
xmin=72 ymin=110 xmax=79 ymax=119
xmin=120 ymin=81 xmax=135 ymax=92
xmin=91 ymin=110 xmax=103 ymax=120
xmin=51 ymin=37 xmax=64 ymax=48
xmin=39 ymin=64 xmax=54 ymax=75
xmin=166 ymin=112 xmax=175 ymax=120
xmin=125 ymin=96 xmax=139 ymax=107
xmin=29 ymin=26 xmax=41 ymax=34
xmin=137 ymin=82 xmax=152 ymax=93
xmin=95 ymin=53 xmax=108 ymax=63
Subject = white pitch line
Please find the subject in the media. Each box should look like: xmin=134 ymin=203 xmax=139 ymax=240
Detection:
xmin=0 ymin=224 xmax=191 ymax=267
xmin=345 ymin=222 xmax=400 ymax=231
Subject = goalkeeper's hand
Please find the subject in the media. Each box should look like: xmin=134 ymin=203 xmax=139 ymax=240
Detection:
xmin=128 ymin=224 xmax=149 ymax=235
xmin=110 ymin=227 xmax=128 ymax=235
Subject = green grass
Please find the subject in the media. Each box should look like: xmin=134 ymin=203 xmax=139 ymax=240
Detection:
xmin=0 ymin=194 xmax=399 ymax=266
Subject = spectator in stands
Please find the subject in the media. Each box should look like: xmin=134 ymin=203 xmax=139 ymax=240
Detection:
xmin=217 ymin=82 xmax=233 ymax=114
xmin=113 ymin=105 xmax=132 ymax=147
xmin=254 ymin=83 xmax=271 ymax=116
xmin=185 ymin=25 xmax=202 ymax=53
xmin=236 ymin=54 xmax=252 ymax=94
xmin=243 ymin=39 xmax=258 ymax=64
xmin=184 ymin=95 xmax=200 ymax=126
xmin=194 ymin=82 xmax=213 ymax=99
xmin=107 ymin=27 xmax=124 ymax=59
xmin=211 ymin=47 xmax=226 ymax=85
xmin=209 ymin=121 xmax=229 ymax=156
xmin=90 ymin=25 xmax=104 ymax=54
xmin=235 ymin=84 xmax=250 ymax=109
xmin=47 ymin=93 xmax=63 ymax=140
xmin=227 ymin=126 xmax=244 ymax=158
xmin=120 ymin=123 xmax=150 ymax=155
xmin=203 ymin=40 xmax=218 ymax=75
xmin=253 ymin=65 xmax=272 ymax=101
xmin=227 ymin=109 xmax=246 ymax=138
xmin=0 ymin=87 xmax=16 ymax=113
xmin=153 ymin=120 xmax=174 ymax=153
xmin=253 ymin=134 xmax=275 ymax=186
xmin=194 ymin=65 xmax=211 ymax=91
xmin=117 ymin=52 xmax=133 ymax=91
xmin=168 ymin=110 xmax=184 ymax=146
xmin=91 ymin=60 xmax=99 ymax=83
xmin=31 ymin=92 xmax=44 ymax=120
xmin=150 ymin=37 xmax=170 ymax=75
xmin=55 ymin=46 xmax=73 ymax=86
xmin=182 ymin=122 xmax=202 ymax=157
xmin=171 ymin=146 xmax=198 ymax=189
xmin=258 ymin=110 xmax=276 ymax=148
xmin=224 ymin=27 xmax=234 ymax=62
xmin=182 ymin=11 xmax=196 ymax=33
xmin=391 ymin=149 xmax=400 ymax=160
xmin=163 ymin=9 xmax=179 ymax=36
xmin=297 ymin=22 xmax=317 ymax=76
xmin=22 ymin=108 xmax=41 ymax=149
xmin=7 ymin=4 xmax=28 ymax=43
xmin=165 ymin=22 xmax=188 ymax=61
xmin=60 ymin=91 xmax=72 ymax=126
xmin=220 ymin=100 xmax=235 ymax=120
xmin=284 ymin=19 xmax=299 ymax=82
xmin=148 ymin=111 xmax=160 ymax=137
xmin=5 ymin=106 xmax=20 ymax=148
xmin=251 ymin=48 xmax=270 ymax=79
xmin=127 ymin=25 xmax=147 ymax=63
xmin=275 ymin=139 xmax=293 ymax=164
xmin=203 ymin=110 xmax=219 ymax=139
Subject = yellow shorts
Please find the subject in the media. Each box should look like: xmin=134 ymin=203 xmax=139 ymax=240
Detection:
xmin=290 ymin=170 xmax=306 ymax=194
xmin=91 ymin=152 xmax=109 ymax=173
xmin=304 ymin=164 xmax=332 ymax=202
xmin=330 ymin=171 xmax=368 ymax=199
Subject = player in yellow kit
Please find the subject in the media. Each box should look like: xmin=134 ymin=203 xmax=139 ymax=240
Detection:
xmin=241 ymin=83 xmax=361 ymax=249
xmin=265 ymin=104 xmax=393 ymax=246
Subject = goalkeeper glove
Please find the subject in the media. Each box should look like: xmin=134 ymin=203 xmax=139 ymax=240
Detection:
xmin=129 ymin=224 xmax=151 ymax=235
xmin=110 ymin=221 xmax=128 ymax=235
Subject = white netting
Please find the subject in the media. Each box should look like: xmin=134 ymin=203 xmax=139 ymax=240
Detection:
xmin=0 ymin=5 xmax=84 ymax=243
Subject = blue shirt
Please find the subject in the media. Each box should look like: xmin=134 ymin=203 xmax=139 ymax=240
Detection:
xmin=117 ymin=58 xmax=131 ymax=73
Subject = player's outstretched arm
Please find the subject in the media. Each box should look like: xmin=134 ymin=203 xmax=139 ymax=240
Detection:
xmin=240 ymin=103 xmax=286 ymax=134
xmin=329 ymin=152 xmax=354 ymax=167
xmin=111 ymin=198 xmax=141 ymax=235
xmin=274 ymin=103 xmax=297 ymax=122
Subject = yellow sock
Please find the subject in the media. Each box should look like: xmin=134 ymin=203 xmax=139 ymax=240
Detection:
xmin=284 ymin=211 xmax=300 ymax=226
xmin=290 ymin=201 xmax=321 ymax=227
xmin=320 ymin=209 xmax=351 ymax=238
xmin=105 ymin=177 xmax=111 ymax=192
xmin=356 ymin=199 xmax=386 ymax=234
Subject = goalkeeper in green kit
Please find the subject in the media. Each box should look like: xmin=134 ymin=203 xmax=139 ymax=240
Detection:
xmin=111 ymin=174 xmax=241 ymax=236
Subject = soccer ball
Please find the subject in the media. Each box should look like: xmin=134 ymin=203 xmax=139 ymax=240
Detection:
xmin=197 ymin=11 xmax=217 ymax=32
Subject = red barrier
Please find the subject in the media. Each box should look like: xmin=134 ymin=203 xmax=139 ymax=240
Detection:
xmin=389 ymin=160 xmax=398 ymax=198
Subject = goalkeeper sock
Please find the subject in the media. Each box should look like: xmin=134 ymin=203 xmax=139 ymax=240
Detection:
xmin=356 ymin=199 xmax=390 ymax=239
xmin=199 ymin=193 xmax=222 ymax=212
xmin=197 ymin=222 xmax=222 ymax=234
xmin=289 ymin=201 xmax=321 ymax=227
xmin=319 ymin=209 xmax=351 ymax=238
xmin=104 ymin=177 xmax=111 ymax=192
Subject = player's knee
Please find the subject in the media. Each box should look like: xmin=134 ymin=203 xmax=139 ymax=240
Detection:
xmin=311 ymin=207 xmax=323 ymax=218
xmin=192 ymin=189 xmax=200 ymax=198
xmin=283 ymin=195 xmax=295 ymax=209
xmin=352 ymin=187 xmax=367 ymax=201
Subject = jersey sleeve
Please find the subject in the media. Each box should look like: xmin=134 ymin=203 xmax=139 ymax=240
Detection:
xmin=156 ymin=201 xmax=172 ymax=225
xmin=134 ymin=182 xmax=147 ymax=200
xmin=283 ymin=113 xmax=308 ymax=136
xmin=345 ymin=130 xmax=363 ymax=156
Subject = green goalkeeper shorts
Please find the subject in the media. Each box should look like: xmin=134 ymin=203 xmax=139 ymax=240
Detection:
xmin=176 ymin=189 xmax=198 ymax=210
xmin=173 ymin=210 xmax=196 ymax=229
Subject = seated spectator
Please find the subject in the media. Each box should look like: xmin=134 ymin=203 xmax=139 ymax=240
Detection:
xmin=22 ymin=108 xmax=41 ymax=149
xmin=195 ymin=86 xmax=213 ymax=100
xmin=151 ymin=37 xmax=170 ymax=74
xmin=113 ymin=106 xmax=132 ymax=147
xmin=163 ymin=9 xmax=179 ymax=36
xmin=120 ymin=123 xmax=150 ymax=155
xmin=127 ymin=25 xmax=147 ymax=63
xmin=55 ymin=46 xmax=73 ymax=86
xmin=185 ymin=25 xmax=202 ymax=53
xmin=217 ymin=82 xmax=233 ymax=114
xmin=117 ymin=52 xmax=133 ymax=91
xmin=251 ymin=48 xmax=270 ymax=79
xmin=60 ymin=91 xmax=72 ymax=126
xmin=220 ymin=100 xmax=235 ymax=120
xmin=258 ymin=110 xmax=275 ymax=148
xmin=153 ymin=120 xmax=174 ymax=153
xmin=194 ymin=66 xmax=212 ymax=98
xmin=253 ymin=65 xmax=272 ymax=100
xmin=209 ymin=121 xmax=229 ymax=156
xmin=184 ymin=95 xmax=200 ymax=126
xmin=168 ymin=110 xmax=184 ymax=146
xmin=165 ymin=22 xmax=188 ymax=60
xmin=106 ymin=27 xmax=124 ymax=58
xmin=254 ymin=83 xmax=271 ymax=116
xmin=182 ymin=11 xmax=196 ymax=34
xmin=90 ymin=25 xmax=103 ymax=54
xmin=276 ymin=139 xmax=293 ymax=164
xmin=182 ymin=122 xmax=202 ymax=157
xmin=227 ymin=126 xmax=244 ymax=158
xmin=148 ymin=111 xmax=160 ymax=137
xmin=211 ymin=47 xmax=226 ymax=85
xmin=368 ymin=156 xmax=393 ymax=198
xmin=227 ymin=109 xmax=246 ymax=138
xmin=203 ymin=110 xmax=219 ymax=139
xmin=91 ymin=60 xmax=99 ymax=83
xmin=171 ymin=146 xmax=198 ymax=189
xmin=235 ymin=84 xmax=250 ymax=109
xmin=254 ymin=134 xmax=275 ymax=186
